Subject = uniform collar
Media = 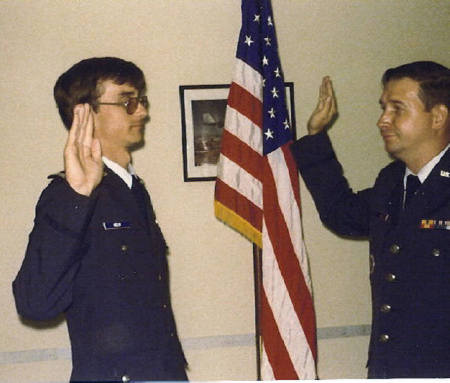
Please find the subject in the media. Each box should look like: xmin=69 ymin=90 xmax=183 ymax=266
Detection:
xmin=102 ymin=156 xmax=135 ymax=189
xmin=404 ymin=144 xmax=450 ymax=187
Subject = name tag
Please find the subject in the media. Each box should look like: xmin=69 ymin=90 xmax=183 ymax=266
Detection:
xmin=102 ymin=221 xmax=131 ymax=230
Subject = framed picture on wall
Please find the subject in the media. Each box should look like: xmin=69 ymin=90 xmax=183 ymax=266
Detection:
xmin=179 ymin=83 xmax=296 ymax=182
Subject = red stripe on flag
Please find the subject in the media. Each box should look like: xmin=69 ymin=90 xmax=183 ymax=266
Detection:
xmin=214 ymin=178 xmax=263 ymax=232
xmin=220 ymin=130 xmax=263 ymax=182
xmin=227 ymin=82 xmax=263 ymax=128
xmin=263 ymin=157 xmax=318 ymax=359
xmin=261 ymin=288 xmax=298 ymax=379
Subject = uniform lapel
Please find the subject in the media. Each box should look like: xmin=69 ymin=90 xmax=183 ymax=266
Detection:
xmin=132 ymin=175 xmax=168 ymax=254
xmin=372 ymin=161 xmax=405 ymax=227
xmin=132 ymin=176 xmax=157 ymax=222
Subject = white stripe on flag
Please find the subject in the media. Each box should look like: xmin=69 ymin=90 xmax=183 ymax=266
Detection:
xmin=232 ymin=59 xmax=263 ymax=101
xmin=216 ymin=155 xmax=263 ymax=209
xmin=224 ymin=106 xmax=263 ymax=155
xmin=261 ymin=345 xmax=275 ymax=380
xmin=262 ymin=220 xmax=317 ymax=379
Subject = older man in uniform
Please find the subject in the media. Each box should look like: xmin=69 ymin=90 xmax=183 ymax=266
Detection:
xmin=13 ymin=57 xmax=187 ymax=382
xmin=290 ymin=61 xmax=450 ymax=378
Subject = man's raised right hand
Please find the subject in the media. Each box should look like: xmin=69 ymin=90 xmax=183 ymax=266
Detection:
xmin=64 ymin=104 xmax=103 ymax=196
xmin=307 ymin=76 xmax=338 ymax=135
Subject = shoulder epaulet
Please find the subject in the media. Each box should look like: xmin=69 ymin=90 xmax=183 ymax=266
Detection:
xmin=47 ymin=171 xmax=66 ymax=180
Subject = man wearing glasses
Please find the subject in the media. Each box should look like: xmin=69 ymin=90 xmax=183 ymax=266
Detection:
xmin=13 ymin=57 xmax=187 ymax=382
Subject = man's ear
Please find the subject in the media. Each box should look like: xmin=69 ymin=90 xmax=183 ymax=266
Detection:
xmin=431 ymin=104 xmax=449 ymax=131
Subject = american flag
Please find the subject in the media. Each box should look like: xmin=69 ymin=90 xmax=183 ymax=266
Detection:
xmin=214 ymin=0 xmax=317 ymax=379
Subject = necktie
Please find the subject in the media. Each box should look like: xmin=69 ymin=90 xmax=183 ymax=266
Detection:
xmin=131 ymin=176 xmax=149 ymax=223
xmin=404 ymin=174 xmax=421 ymax=209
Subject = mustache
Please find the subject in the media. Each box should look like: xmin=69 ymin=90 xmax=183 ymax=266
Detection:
xmin=132 ymin=116 xmax=150 ymax=127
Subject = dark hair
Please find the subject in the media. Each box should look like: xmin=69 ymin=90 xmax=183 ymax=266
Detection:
xmin=382 ymin=61 xmax=450 ymax=111
xmin=54 ymin=57 xmax=146 ymax=129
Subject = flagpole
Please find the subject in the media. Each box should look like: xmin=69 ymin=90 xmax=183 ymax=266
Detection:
xmin=253 ymin=244 xmax=262 ymax=380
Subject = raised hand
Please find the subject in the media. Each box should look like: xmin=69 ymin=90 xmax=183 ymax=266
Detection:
xmin=64 ymin=104 xmax=103 ymax=196
xmin=307 ymin=76 xmax=338 ymax=135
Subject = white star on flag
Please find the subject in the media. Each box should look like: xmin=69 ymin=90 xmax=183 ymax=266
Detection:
xmin=244 ymin=35 xmax=254 ymax=46
xmin=271 ymin=86 xmax=279 ymax=98
xmin=264 ymin=129 xmax=274 ymax=139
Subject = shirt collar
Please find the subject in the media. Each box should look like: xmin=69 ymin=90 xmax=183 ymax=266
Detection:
xmin=404 ymin=144 xmax=450 ymax=185
xmin=102 ymin=156 xmax=135 ymax=189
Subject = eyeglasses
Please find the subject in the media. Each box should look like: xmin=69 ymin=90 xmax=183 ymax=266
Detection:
xmin=96 ymin=96 xmax=149 ymax=115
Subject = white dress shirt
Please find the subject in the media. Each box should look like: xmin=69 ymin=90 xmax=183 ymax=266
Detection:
xmin=102 ymin=156 xmax=136 ymax=189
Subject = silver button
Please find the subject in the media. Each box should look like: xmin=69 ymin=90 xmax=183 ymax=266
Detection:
xmin=380 ymin=304 xmax=391 ymax=313
xmin=122 ymin=375 xmax=130 ymax=383
xmin=379 ymin=334 xmax=390 ymax=343
xmin=389 ymin=244 xmax=400 ymax=254
xmin=432 ymin=248 xmax=440 ymax=257
xmin=121 ymin=245 xmax=128 ymax=252
xmin=385 ymin=273 xmax=396 ymax=282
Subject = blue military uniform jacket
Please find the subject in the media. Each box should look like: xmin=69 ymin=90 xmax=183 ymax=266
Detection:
xmin=13 ymin=168 xmax=187 ymax=382
xmin=291 ymin=132 xmax=450 ymax=378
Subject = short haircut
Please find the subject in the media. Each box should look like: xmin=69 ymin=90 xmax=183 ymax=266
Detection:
xmin=382 ymin=61 xmax=450 ymax=111
xmin=54 ymin=57 xmax=146 ymax=129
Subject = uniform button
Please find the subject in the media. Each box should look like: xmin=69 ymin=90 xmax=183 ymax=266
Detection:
xmin=389 ymin=244 xmax=400 ymax=254
xmin=158 ymin=274 xmax=162 ymax=281
xmin=380 ymin=304 xmax=391 ymax=313
xmin=163 ymin=304 xmax=168 ymax=309
xmin=121 ymin=245 xmax=128 ymax=252
xmin=385 ymin=273 xmax=396 ymax=282
xmin=379 ymin=334 xmax=390 ymax=343
xmin=122 ymin=375 xmax=130 ymax=382
xmin=432 ymin=248 xmax=440 ymax=257
xmin=170 ymin=332 xmax=175 ymax=337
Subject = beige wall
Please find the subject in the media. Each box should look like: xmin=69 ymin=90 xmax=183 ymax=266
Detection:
xmin=1 ymin=0 xmax=449 ymax=381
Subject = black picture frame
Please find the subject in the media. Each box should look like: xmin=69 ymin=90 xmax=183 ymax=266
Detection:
xmin=179 ymin=83 xmax=296 ymax=182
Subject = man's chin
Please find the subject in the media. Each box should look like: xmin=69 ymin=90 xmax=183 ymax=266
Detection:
xmin=384 ymin=143 xmax=401 ymax=160
xmin=128 ymin=137 xmax=145 ymax=152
